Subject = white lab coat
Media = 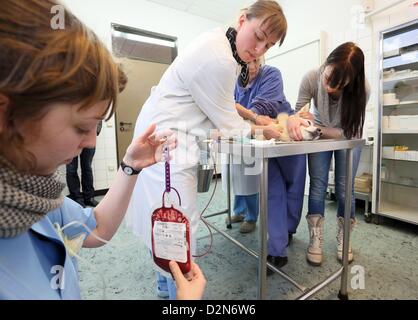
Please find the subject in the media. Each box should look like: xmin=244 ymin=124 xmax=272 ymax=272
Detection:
xmin=125 ymin=28 xmax=251 ymax=253
xmin=222 ymin=160 xmax=261 ymax=196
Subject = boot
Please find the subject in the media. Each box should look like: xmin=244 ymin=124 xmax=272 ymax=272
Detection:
xmin=306 ymin=214 xmax=325 ymax=266
xmin=336 ymin=217 xmax=355 ymax=263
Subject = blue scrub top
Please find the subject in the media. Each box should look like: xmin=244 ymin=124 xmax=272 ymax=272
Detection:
xmin=234 ymin=65 xmax=294 ymax=117
xmin=0 ymin=197 xmax=96 ymax=300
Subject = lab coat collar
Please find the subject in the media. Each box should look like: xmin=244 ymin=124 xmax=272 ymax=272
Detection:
xmin=31 ymin=216 xmax=64 ymax=245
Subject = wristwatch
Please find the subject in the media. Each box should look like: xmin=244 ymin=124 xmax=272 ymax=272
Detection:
xmin=120 ymin=161 xmax=141 ymax=175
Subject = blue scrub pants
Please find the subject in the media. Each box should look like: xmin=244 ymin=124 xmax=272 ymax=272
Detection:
xmin=233 ymin=194 xmax=259 ymax=222
xmin=267 ymin=154 xmax=306 ymax=257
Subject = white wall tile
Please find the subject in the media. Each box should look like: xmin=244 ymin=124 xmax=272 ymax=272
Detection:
xmin=94 ymin=170 xmax=107 ymax=182
xmin=106 ymin=170 xmax=117 ymax=182
xmin=358 ymin=35 xmax=372 ymax=53
xmin=96 ymin=136 xmax=105 ymax=150
xmin=104 ymin=146 xmax=116 ymax=159
xmin=104 ymin=127 xmax=116 ymax=139
xmin=94 ymin=148 xmax=106 ymax=160
xmin=95 ymin=180 xmax=108 ymax=191
xmin=93 ymin=159 xmax=106 ymax=171
xmin=357 ymin=25 xmax=373 ymax=39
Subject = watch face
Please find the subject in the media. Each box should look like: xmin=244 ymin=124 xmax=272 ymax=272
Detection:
xmin=124 ymin=167 xmax=133 ymax=175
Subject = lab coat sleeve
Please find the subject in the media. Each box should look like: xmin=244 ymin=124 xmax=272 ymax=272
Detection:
xmin=185 ymin=57 xmax=251 ymax=136
xmin=295 ymin=69 xmax=317 ymax=112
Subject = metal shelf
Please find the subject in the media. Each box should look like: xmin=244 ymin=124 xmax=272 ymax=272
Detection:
xmin=375 ymin=19 xmax=418 ymax=227
xmin=383 ymin=51 xmax=418 ymax=69
xmin=379 ymin=201 xmax=418 ymax=225
xmin=382 ymin=179 xmax=418 ymax=188
xmin=383 ymin=75 xmax=418 ymax=91
xmin=382 ymin=129 xmax=418 ymax=134
xmin=383 ymin=100 xmax=418 ymax=107
xmin=383 ymin=157 xmax=418 ymax=163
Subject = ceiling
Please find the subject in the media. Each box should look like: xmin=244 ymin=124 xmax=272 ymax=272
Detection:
xmin=146 ymin=0 xmax=251 ymax=23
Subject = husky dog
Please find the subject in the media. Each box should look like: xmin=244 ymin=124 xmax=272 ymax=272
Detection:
xmin=275 ymin=104 xmax=322 ymax=142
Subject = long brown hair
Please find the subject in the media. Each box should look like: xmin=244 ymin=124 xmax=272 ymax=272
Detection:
xmin=0 ymin=0 xmax=127 ymax=169
xmin=324 ymin=42 xmax=366 ymax=138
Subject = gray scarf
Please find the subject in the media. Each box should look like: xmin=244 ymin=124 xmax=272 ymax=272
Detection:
xmin=317 ymin=65 xmax=342 ymax=128
xmin=0 ymin=156 xmax=65 ymax=238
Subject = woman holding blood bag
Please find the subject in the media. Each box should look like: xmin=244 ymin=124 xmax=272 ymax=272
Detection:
xmin=0 ymin=0 xmax=204 ymax=300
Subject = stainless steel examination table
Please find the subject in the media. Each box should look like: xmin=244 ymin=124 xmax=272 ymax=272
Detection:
xmin=202 ymin=138 xmax=365 ymax=300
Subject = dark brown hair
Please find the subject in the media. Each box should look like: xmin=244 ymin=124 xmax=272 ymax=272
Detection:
xmin=324 ymin=42 xmax=366 ymax=138
xmin=244 ymin=0 xmax=287 ymax=46
xmin=0 ymin=0 xmax=127 ymax=168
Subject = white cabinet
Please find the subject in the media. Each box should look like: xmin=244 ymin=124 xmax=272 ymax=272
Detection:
xmin=373 ymin=19 xmax=418 ymax=225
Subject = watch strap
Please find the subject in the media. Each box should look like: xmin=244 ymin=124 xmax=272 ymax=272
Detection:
xmin=120 ymin=160 xmax=141 ymax=175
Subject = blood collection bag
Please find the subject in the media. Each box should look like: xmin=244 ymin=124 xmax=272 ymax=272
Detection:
xmin=151 ymin=146 xmax=191 ymax=274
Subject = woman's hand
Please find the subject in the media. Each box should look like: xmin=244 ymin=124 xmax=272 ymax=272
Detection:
xmin=170 ymin=261 xmax=206 ymax=300
xmin=287 ymin=115 xmax=309 ymax=141
xmin=261 ymin=123 xmax=283 ymax=140
xmin=255 ymin=115 xmax=275 ymax=126
xmin=123 ymin=123 xmax=176 ymax=170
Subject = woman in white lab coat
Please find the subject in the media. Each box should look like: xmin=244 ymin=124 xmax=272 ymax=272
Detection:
xmin=126 ymin=0 xmax=288 ymax=299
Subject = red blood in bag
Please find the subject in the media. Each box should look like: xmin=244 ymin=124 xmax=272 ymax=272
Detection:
xmin=151 ymin=205 xmax=191 ymax=274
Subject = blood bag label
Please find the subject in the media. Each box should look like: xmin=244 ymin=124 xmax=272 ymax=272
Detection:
xmin=153 ymin=221 xmax=187 ymax=263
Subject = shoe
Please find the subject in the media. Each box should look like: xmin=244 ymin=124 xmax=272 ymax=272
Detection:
xmin=336 ymin=217 xmax=355 ymax=263
xmin=287 ymin=233 xmax=293 ymax=247
xmin=84 ymin=198 xmax=99 ymax=207
xmin=306 ymin=214 xmax=325 ymax=266
xmin=225 ymin=214 xmax=245 ymax=224
xmin=266 ymin=255 xmax=288 ymax=275
xmin=239 ymin=221 xmax=256 ymax=233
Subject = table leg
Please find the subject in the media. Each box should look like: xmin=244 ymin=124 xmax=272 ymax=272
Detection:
xmin=258 ymin=158 xmax=269 ymax=299
xmin=339 ymin=148 xmax=353 ymax=300
xmin=225 ymin=155 xmax=232 ymax=229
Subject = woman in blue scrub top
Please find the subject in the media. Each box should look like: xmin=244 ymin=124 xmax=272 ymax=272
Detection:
xmin=231 ymin=57 xmax=306 ymax=268
xmin=0 ymin=0 xmax=205 ymax=300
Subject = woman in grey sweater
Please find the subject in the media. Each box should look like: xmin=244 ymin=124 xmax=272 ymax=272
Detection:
xmin=287 ymin=42 xmax=369 ymax=266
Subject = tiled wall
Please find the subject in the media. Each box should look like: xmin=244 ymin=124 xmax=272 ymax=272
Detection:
xmin=92 ymin=116 xmax=118 ymax=191
xmin=60 ymin=115 xmax=118 ymax=196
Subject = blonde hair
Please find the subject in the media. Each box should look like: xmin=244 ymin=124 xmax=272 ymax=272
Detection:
xmin=242 ymin=0 xmax=287 ymax=46
xmin=0 ymin=0 xmax=127 ymax=170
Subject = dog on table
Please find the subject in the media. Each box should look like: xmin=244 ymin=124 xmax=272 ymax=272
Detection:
xmin=276 ymin=104 xmax=322 ymax=142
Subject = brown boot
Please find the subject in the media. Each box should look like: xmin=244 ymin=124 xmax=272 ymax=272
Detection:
xmin=306 ymin=214 xmax=325 ymax=266
xmin=336 ymin=217 xmax=355 ymax=263
xmin=239 ymin=221 xmax=256 ymax=233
